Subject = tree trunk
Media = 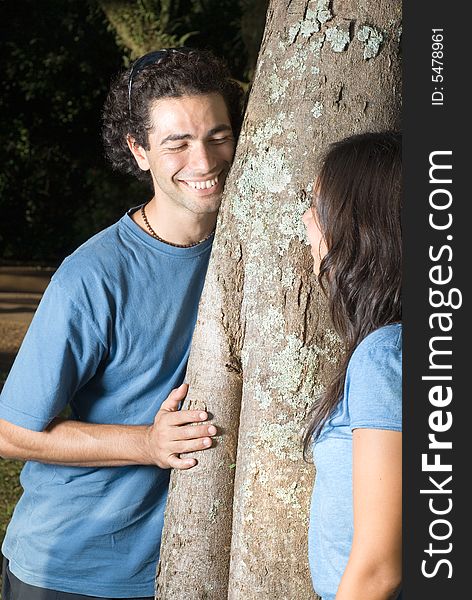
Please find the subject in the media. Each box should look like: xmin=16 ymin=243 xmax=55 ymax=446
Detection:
xmin=155 ymin=229 xmax=245 ymax=598
xmin=157 ymin=1 xmax=401 ymax=599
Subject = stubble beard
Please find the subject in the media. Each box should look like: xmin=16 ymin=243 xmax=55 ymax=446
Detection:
xmin=178 ymin=191 xmax=223 ymax=216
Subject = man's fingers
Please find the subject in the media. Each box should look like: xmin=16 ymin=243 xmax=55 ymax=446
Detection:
xmin=159 ymin=385 xmax=209 ymax=424
xmin=174 ymin=423 xmax=217 ymax=441
xmin=172 ymin=436 xmax=214 ymax=455
xmin=165 ymin=409 xmax=209 ymax=426
xmin=160 ymin=383 xmax=189 ymax=412
xmin=167 ymin=455 xmax=198 ymax=470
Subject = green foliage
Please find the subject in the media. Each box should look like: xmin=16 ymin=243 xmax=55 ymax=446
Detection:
xmin=98 ymin=0 xmax=198 ymax=58
xmin=99 ymin=0 xmax=254 ymax=81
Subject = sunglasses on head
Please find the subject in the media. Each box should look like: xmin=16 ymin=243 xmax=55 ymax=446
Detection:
xmin=127 ymin=47 xmax=192 ymax=118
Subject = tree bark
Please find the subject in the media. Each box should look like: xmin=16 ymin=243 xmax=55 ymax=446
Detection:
xmin=155 ymin=225 xmax=245 ymax=598
xmin=157 ymin=1 xmax=401 ymax=599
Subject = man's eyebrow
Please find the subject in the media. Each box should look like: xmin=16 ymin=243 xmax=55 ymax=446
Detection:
xmin=206 ymin=124 xmax=233 ymax=137
xmin=160 ymin=124 xmax=233 ymax=145
xmin=160 ymin=133 xmax=193 ymax=145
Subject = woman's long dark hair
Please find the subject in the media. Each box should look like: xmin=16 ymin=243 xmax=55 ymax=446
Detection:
xmin=303 ymin=131 xmax=402 ymax=458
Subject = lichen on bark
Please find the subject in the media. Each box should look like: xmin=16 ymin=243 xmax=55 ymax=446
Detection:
xmin=157 ymin=1 xmax=402 ymax=599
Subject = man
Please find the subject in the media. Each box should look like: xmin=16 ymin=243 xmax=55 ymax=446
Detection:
xmin=0 ymin=48 xmax=243 ymax=599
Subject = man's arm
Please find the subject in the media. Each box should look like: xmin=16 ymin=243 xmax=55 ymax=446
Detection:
xmin=335 ymin=428 xmax=402 ymax=600
xmin=0 ymin=384 xmax=216 ymax=469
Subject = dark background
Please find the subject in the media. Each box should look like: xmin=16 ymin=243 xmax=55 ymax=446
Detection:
xmin=0 ymin=0 xmax=267 ymax=265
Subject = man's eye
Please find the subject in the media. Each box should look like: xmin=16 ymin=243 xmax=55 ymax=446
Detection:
xmin=167 ymin=144 xmax=187 ymax=151
xmin=210 ymin=136 xmax=233 ymax=144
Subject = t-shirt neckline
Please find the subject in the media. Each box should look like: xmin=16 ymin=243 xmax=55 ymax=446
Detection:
xmin=120 ymin=205 xmax=214 ymax=257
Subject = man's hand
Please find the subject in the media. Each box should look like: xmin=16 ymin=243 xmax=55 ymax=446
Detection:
xmin=146 ymin=383 xmax=217 ymax=469
xmin=0 ymin=384 xmax=216 ymax=468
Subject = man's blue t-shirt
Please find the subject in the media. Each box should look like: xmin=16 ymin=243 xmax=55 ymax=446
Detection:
xmin=308 ymin=324 xmax=402 ymax=600
xmin=0 ymin=208 xmax=213 ymax=598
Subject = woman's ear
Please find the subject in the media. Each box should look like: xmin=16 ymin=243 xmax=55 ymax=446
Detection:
xmin=126 ymin=135 xmax=150 ymax=171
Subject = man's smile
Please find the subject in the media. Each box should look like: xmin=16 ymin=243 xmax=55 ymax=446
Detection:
xmin=178 ymin=173 xmax=222 ymax=194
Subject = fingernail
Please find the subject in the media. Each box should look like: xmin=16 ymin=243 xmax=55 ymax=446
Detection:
xmin=208 ymin=425 xmax=217 ymax=435
xmin=199 ymin=412 xmax=207 ymax=420
xmin=203 ymin=438 xmax=211 ymax=446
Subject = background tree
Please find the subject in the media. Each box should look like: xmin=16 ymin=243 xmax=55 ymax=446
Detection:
xmin=98 ymin=0 xmax=266 ymax=82
xmin=98 ymin=0 xmax=186 ymax=57
xmin=157 ymin=1 xmax=402 ymax=599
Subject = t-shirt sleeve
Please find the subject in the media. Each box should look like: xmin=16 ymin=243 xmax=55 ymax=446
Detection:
xmin=345 ymin=337 xmax=402 ymax=432
xmin=0 ymin=279 xmax=107 ymax=431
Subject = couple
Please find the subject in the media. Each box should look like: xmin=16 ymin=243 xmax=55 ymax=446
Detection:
xmin=0 ymin=48 xmax=402 ymax=600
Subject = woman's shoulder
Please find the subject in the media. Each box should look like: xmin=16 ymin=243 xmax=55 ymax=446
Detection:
xmin=346 ymin=324 xmax=402 ymax=431
xmin=347 ymin=323 xmax=402 ymax=386
xmin=352 ymin=323 xmax=402 ymax=362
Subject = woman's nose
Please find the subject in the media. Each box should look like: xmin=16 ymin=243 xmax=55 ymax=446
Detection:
xmin=302 ymin=207 xmax=312 ymax=224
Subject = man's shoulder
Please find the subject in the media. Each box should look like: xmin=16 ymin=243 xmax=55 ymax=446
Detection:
xmin=54 ymin=218 xmax=126 ymax=283
xmin=49 ymin=217 xmax=133 ymax=306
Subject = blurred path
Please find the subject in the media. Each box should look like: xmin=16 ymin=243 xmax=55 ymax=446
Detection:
xmin=0 ymin=267 xmax=54 ymax=374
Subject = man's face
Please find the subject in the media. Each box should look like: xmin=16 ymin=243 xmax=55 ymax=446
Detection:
xmin=132 ymin=93 xmax=235 ymax=216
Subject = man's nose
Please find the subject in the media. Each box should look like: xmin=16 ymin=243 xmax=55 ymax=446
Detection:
xmin=188 ymin=143 xmax=217 ymax=174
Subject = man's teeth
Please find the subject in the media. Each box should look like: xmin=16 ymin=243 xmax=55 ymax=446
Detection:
xmin=185 ymin=176 xmax=219 ymax=190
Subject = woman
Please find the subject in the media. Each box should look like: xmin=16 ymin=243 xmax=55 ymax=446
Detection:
xmin=302 ymin=131 xmax=402 ymax=600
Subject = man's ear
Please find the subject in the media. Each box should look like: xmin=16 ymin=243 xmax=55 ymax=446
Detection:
xmin=126 ymin=135 xmax=150 ymax=171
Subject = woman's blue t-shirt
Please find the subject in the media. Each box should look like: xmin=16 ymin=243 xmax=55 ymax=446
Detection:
xmin=0 ymin=208 xmax=213 ymax=597
xmin=308 ymin=324 xmax=402 ymax=600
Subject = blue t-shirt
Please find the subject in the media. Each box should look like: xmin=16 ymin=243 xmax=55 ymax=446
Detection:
xmin=0 ymin=208 xmax=213 ymax=598
xmin=308 ymin=324 xmax=402 ymax=600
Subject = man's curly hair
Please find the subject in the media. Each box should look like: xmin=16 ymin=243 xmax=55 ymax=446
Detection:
xmin=102 ymin=48 xmax=244 ymax=184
